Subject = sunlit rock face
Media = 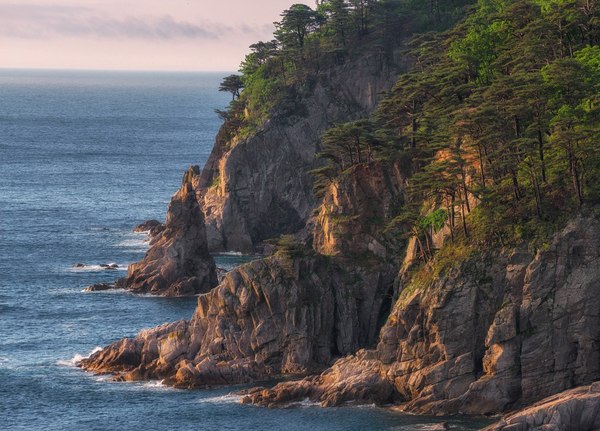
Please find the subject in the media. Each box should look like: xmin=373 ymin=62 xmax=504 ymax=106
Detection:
xmin=199 ymin=52 xmax=406 ymax=253
xmin=243 ymin=216 xmax=600 ymax=416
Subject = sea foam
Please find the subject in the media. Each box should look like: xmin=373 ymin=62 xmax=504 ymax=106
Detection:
xmin=70 ymin=263 xmax=128 ymax=272
xmin=56 ymin=347 xmax=103 ymax=367
xmin=198 ymin=393 xmax=243 ymax=405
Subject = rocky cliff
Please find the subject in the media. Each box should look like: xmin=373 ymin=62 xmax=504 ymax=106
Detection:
xmin=199 ymin=53 xmax=404 ymax=252
xmin=81 ymin=253 xmax=395 ymax=386
xmin=243 ymin=216 xmax=600 ymax=418
xmin=484 ymin=382 xmax=600 ymax=431
xmin=80 ymin=160 xmax=405 ymax=385
xmin=122 ymin=166 xmax=218 ymax=296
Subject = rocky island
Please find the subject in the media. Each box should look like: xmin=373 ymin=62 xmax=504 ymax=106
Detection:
xmin=80 ymin=1 xmax=600 ymax=429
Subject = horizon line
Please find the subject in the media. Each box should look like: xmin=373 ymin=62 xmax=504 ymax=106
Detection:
xmin=0 ymin=66 xmax=238 ymax=74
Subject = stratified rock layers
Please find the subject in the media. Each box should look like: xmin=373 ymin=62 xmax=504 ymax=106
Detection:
xmin=485 ymin=383 xmax=600 ymax=431
xmin=124 ymin=166 xmax=218 ymax=296
xmin=245 ymin=216 xmax=600 ymax=416
xmin=81 ymin=254 xmax=395 ymax=387
xmin=199 ymin=53 xmax=404 ymax=252
xmin=81 ymin=161 xmax=405 ymax=386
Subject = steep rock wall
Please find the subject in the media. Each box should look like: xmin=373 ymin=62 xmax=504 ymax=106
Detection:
xmin=80 ymin=161 xmax=406 ymax=385
xmin=200 ymin=53 xmax=404 ymax=252
xmin=81 ymin=254 xmax=395 ymax=386
xmin=245 ymin=216 xmax=600 ymax=416
xmin=123 ymin=166 xmax=218 ymax=296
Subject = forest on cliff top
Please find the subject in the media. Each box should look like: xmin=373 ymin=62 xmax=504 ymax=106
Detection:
xmin=219 ymin=0 xmax=599 ymax=264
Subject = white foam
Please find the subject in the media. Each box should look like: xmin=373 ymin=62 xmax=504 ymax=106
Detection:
xmin=392 ymin=424 xmax=452 ymax=431
xmin=294 ymin=397 xmax=321 ymax=408
xmin=216 ymin=251 xmax=244 ymax=256
xmin=70 ymin=263 xmax=128 ymax=272
xmin=56 ymin=346 xmax=103 ymax=367
xmin=117 ymin=237 xmax=150 ymax=250
xmin=199 ymin=393 xmax=242 ymax=404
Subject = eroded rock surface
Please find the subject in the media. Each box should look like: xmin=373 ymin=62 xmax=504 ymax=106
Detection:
xmin=80 ymin=253 xmax=395 ymax=387
xmin=485 ymin=383 xmax=600 ymax=431
xmin=199 ymin=53 xmax=406 ymax=252
xmin=134 ymin=219 xmax=165 ymax=238
xmin=246 ymin=216 xmax=600 ymax=415
xmin=123 ymin=166 xmax=218 ymax=296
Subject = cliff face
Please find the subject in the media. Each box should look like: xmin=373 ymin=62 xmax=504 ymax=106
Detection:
xmin=313 ymin=160 xmax=406 ymax=258
xmin=123 ymin=166 xmax=218 ymax=296
xmin=81 ymin=253 xmax=395 ymax=386
xmin=80 ymin=160 xmax=405 ymax=386
xmin=245 ymin=216 xmax=600 ymax=416
xmin=199 ymin=53 xmax=403 ymax=252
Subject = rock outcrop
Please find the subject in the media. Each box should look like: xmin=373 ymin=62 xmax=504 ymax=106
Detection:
xmin=133 ymin=219 xmax=165 ymax=239
xmin=80 ymin=160 xmax=406 ymax=385
xmin=123 ymin=166 xmax=218 ymax=296
xmin=80 ymin=253 xmax=395 ymax=386
xmin=243 ymin=216 xmax=600 ymax=415
xmin=199 ymin=53 xmax=406 ymax=252
xmin=485 ymin=382 xmax=600 ymax=431
xmin=313 ymin=160 xmax=406 ymax=258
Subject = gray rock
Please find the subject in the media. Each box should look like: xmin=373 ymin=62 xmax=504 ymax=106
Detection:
xmin=246 ymin=216 xmax=600 ymax=416
xmin=124 ymin=166 xmax=218 ymax=296
xmin=484 ymin=383 xmax=600 ymax=431
xmin=198 ymin=52 xmax=405 ymax=253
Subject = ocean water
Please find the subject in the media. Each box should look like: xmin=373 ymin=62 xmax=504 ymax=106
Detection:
xmin=0 ymin=70 xmax=490 ymax=430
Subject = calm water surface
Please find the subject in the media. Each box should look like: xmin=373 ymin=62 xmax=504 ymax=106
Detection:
xmin=0 ymin=69 xmax=490 ymax=430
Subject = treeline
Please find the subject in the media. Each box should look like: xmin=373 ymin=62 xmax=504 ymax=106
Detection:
xmin=315 ymin=0 xmax=599 ymax=259
xmin=216 ymin=0 xmax=474 ymax=144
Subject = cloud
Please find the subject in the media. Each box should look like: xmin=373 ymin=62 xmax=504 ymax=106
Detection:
xmin=0 ymin=3 xmax=269 ymax=41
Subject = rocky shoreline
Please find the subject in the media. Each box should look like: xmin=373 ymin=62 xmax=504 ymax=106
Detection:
xmin=77 ymin=28 xmax=600 ymax=430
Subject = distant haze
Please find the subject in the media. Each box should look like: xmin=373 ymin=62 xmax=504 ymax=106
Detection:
xmin=0 ymin=0 xmax=293 ymax=71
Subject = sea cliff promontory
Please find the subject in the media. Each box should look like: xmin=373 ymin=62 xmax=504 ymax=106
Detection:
xmin=81 ymin=1 xmax=600 ymax=429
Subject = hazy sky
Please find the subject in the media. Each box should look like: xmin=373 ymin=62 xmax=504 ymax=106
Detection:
xmin=0 ymin=0 xmax=295 ymax=71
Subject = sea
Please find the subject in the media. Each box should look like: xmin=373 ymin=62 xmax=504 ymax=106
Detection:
xmin=0 ymin=69 xmax=490 ymax=430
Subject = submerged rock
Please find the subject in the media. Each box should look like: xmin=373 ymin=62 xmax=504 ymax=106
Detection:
xmin=85 ymin=283 xmax=115 ymax=292
xmin=123 ymin=166 xmax=218 ymax=296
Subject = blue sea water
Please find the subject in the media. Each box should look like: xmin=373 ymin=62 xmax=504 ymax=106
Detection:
xmin=0 ymin=69 xmax=490 ymax=430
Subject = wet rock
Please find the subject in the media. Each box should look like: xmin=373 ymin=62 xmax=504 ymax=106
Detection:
xmin=134 ymin=219 xmax=165 ymax=238
xmin=85 ymin=283 xmax=115 ymax=292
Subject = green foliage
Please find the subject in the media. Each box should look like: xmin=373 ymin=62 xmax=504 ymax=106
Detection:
xmin=364 ymin=0 xmax=600 ymax=255
xmin=218 ymin=74 xmax=244 ymax=100
xmin=215 ymin=0 xmax=476 ymax=146
xmin=268 ymin=234 xmax=310 ymax=259
xmin=421 ymin=209 xmax=448 ymax=233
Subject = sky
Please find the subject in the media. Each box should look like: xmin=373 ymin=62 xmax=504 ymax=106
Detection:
xmin=0 ymin=0 xmax=295 ymax=71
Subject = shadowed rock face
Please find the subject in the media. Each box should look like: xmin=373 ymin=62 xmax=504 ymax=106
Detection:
xmin=80 ymin=253 xmax=396 ymax=387
xmin=199 ymin=52 xmax=406 ymax=253
xmin=79 ymin=160 xmax=405 ymax=386
xmin=124 ymin=166 xmax=218 ymax=297
xmin=244 ymin=216 xmax=600 ymax=415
